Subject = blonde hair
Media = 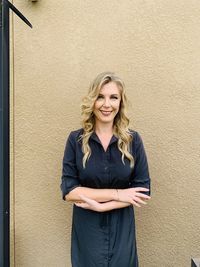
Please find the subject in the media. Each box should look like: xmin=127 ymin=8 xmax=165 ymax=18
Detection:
xmin=80 ymin=71 xmax=134 ymax=168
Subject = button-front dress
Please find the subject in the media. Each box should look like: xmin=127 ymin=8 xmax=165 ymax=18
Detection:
xmin=61 ymin=128 xmax=150 ymax=267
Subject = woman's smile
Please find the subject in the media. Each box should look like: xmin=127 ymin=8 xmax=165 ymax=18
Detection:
xmin=100 ymin=110 xmax=113 ymax=116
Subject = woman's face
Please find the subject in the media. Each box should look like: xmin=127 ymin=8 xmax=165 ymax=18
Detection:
xmin=93 ymin=82 xmax=121 ymax=126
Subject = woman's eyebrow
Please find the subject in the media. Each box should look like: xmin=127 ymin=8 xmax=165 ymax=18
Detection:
xmin=110 ymin=94 xmax=120 ymax=96
xmin=98 ymin=93 xmax=120 ymax=97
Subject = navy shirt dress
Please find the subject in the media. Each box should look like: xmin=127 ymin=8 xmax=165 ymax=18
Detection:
xmin=60 ymin=128 xmax=150 ymax=267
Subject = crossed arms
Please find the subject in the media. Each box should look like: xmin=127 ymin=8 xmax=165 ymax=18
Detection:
xmin=64 ymin=186 xmax=150 ymax=212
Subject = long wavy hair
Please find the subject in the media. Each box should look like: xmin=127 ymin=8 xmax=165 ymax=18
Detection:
xmin=80 ymin=71 xmax=134 ymax=168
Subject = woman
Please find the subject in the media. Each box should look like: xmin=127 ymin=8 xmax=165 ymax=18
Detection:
xmin=60 ymin=72 xmax=151 ymax=267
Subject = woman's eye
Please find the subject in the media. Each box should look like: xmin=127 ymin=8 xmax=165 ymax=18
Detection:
xmin=111 ymin=96 xmax=118 ymax=99
xmin=97 ymin=95 xmax=104 ymax=99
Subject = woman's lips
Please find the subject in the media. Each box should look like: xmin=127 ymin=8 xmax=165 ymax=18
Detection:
xmin=100 ymin=110 xmax=112 ymax=116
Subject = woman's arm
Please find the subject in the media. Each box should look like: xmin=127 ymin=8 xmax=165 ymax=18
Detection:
xmin=75 ymin=198 xmax=131 ymax=212
xmin=100 ymin=200 xmax=131 ymax=211
xmin=65 ymin=186 xmax=150 ymax=205
xmin=130 ymin=132 xmax=151 ymax=195
xmin=74 ymin=193 xmax=150 ymax=212
xmin=65 ymin=186 xmax=118 ymax=202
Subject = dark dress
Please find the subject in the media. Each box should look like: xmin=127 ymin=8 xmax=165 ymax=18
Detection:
xmin=60 ymin=128 xmax=150 ymax=267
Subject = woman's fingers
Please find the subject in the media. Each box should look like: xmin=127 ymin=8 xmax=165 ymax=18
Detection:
xmin=118 ymin=188 xmax=150 ymax=206
xmin=133 ymin=197 xmax=147 ymax=205
xmin=128 ymin=195 xmax=147 ymax=206
xmin=135 ymin=192 xmax=151 ymax=199
xmin=129 ymin=199 xmax=141 ymax=208
xmin=133 ymin=187 xmax=150 ymax=192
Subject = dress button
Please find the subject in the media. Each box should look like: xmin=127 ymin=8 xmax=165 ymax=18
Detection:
xmin=104 ymin=166 xmax=108 ymax=171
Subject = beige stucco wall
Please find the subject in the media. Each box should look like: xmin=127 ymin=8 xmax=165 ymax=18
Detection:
xmin=10 ymin=0 xmax=200 ymax=266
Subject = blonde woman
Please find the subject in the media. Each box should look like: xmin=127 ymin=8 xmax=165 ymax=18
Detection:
xmin=60 ymin=72 xmax=151 ymax=267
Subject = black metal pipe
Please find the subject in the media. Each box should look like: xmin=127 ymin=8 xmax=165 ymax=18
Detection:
xmin=0 ymin=1 xmax=10 ymax=265
xmin=0 ymin=1 xmax=32 ymax=266
xmin=191 ymin=258 xmax=200 ymax=267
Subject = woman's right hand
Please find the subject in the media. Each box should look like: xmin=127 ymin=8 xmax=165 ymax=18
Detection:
xmin=117 ymin=187 xmax=150 ymax=207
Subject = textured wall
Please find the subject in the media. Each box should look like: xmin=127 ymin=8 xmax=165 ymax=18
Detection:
xmin=11 ymin=0 xmax=200 ymax=266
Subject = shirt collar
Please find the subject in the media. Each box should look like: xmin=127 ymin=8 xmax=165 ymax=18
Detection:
xmin=90 ymin=132 xmax=118 ymax=146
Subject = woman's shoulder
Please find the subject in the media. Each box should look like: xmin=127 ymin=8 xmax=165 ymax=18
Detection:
xmin=68 ymin=128 xmax=84 ymax=140
xmin=69 ymin=128 xmax=83 ymax=136
xmin=128 ymin=129 xmax=143 ymax=144
xmin=129 ymin=129 xmax=138 ymax=138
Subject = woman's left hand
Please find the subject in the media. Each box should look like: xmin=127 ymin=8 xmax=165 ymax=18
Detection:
xmin=74 ymin=195 xmax=105 ymax=212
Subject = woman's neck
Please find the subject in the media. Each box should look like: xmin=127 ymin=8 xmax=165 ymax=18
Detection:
xmin=94 ymin=122 xmax=113 ymax=136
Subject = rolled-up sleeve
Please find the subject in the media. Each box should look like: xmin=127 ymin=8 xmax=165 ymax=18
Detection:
xmin=131 ymin=132 xmax=151 ymax=195
xmin=60 ymin=132 xmax=80 ymax=200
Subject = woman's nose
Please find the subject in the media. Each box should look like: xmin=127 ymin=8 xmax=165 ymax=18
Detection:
xmin=103 ymin=98 xmax=111 ymax=107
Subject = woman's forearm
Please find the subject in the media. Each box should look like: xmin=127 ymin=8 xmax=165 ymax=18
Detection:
xmin=65 ymin=186 xmax=118 ymax=202
xmin=74 ymin=198 xmax=131 ymax=212
xmin=100 ymin=201 xmax=131 ymax=211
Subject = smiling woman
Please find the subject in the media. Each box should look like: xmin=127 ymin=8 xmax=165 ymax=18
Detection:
xmin=60 ymin=72 xmax=151 ymax=267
